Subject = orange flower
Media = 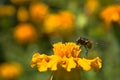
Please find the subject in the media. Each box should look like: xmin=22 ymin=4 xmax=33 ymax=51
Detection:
xmin=29 ymin=2 xmax=49 ymax=23
xmin=13 ymin=23 xmax=37 ymax=44
xmin=0 ymin=5 xmax=16 ymax=16
xmin=31 ymin=42 xmax=102 ymax=72
xmin=44 ymin=11 xmax=75 ymax=37
xmin=59 ymin=11 xmax=75 ymax=28
xmin=30 ymin=42 xmax=102 ymax=80
xmin=17 ymin=6 xmax=29 ymax=22
xmin=0 ymin=62 xmax=22 ymax=80
xmin=100 ymin=5 xmax=120 ymax=29
xmin=43 ymin=14 xmax=61 ymax=34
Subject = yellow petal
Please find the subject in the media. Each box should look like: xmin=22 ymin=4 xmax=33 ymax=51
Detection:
xmin=77 ymin=58 xmax=91 ymax=71
xmin=77 ymin=57 xmax=102 ymax=71
xmin=30 ymin=53 xmax=50 ymax=71
xmin=38 ymin=64 xmax=47 ymax=72
xmin=91 ymin=57 xmax=102 ymax=71
xmin=30 ymin=53 xmax=41 ymax=67
xmin=67 ymin=58 xmax=76 ymax=72
xmin=37 ymin=60 xmax=48 ymax=72
xmin=47 ymin=55 xmax=60 ymax=71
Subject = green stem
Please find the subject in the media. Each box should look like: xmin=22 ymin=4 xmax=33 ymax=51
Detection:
xmin=50 ymin=66 xmax=81 ymax=80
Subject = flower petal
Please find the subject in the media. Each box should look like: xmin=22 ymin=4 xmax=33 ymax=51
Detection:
xmin=47 ymin=55 xmax=60 ymax=71
xmin=31 ymin=53 xmax=41 ymax=67
xmin=37 ymin=60 xmax=48 ymax=72
xmin=91 ymin=57 xmax=102 ymax=71
xmin=77 ymin=58 xmax=91 ymax=71
xmin=66 ymin=57 xmax=76 ymax=72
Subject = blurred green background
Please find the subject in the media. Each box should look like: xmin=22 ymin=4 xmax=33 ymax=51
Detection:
xmin=0 ymin=0 xmax=120 ymax=80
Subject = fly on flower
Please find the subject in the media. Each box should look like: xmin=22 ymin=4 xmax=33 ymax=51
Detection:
xmin=76 ymin=37 xmax=92 ymax=56
xmin=30 ymin=42 xmax=102 ymax=80
xmin=76 ymin=37 xmax=108 ymax=57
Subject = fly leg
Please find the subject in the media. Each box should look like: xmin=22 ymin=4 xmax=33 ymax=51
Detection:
xmin=84 ymin=46 xmax=88 ymax=57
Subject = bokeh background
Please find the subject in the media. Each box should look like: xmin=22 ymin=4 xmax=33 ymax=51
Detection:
xmin=0 ymin=0 xmax=120 ymax=80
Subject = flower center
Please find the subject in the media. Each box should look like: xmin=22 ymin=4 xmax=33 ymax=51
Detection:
xmin=53 ymin=42 xmax=81 ymax=58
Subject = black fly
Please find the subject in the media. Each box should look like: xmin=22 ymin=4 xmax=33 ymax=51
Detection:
xmin=76 ymin=37 xmax=92 ymax=56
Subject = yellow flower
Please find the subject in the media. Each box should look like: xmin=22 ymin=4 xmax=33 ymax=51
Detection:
xmin=13 ymin=23 xmax=37 ymax=44
xmin=44 ymin=11 xmax=75 ymax=37
xmin=31 ymin=42 xmax=102 ymax=72
xmin=17 ymin=6 xmax=29 ymax=22
xmin=0 ymin=62 xmax=22 ymax=80
xmin=100 ymin=5 xmax=120 ymax=30
xmin=29 ymin=2 xmax=49 ymax=23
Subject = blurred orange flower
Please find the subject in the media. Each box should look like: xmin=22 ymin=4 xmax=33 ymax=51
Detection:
xmin=14 ymin=23 xmax=37 ymax=44
xmin=44 ymin=14 xmax=61 ymax=34
xmin=0 ymin=62 xmax=22 ymax=80
xmin=17 ymin=6 xmax=29 ymax=22
xmin=100 ymin=5 xmax=120 ymax=29
xmin=59 ymin=11 xmax=75 ymax=28
xmin=29 ymin=2 xmax=49 ymax=23
xmin=44 ymin=11 xmax=75 ymax=37
xmin=85 ymin=0 xmax=99 ymax=15
xmin=0 ymin=5 xmax=16 ymax=17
